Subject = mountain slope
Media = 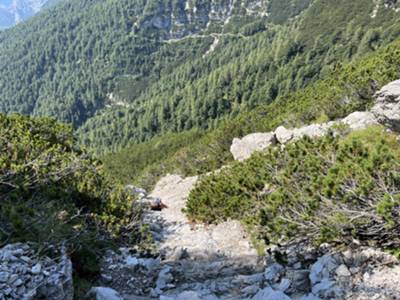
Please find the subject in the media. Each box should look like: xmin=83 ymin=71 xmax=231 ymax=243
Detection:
xmin=1 ymin=0 xmax=400 ymax=154
xmin=79 ymin=0 xmax=400 ymax=153
xmin=0 ymin=0 xmax=285 ymax=126
xmin=102 ymin=37 xmax=400 ymax=189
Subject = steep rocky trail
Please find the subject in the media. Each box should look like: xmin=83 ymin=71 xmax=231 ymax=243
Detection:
xmin=90 ymin=80 xmax=400 ymax=300
xmin=142 ymin=174 xmax=264 ymax=299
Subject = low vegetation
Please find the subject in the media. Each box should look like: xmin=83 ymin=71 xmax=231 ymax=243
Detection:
xmin=186 ymin=127 xmax=400 ymax=248
xmin=0 ymin=114 xmax=149 ymax=292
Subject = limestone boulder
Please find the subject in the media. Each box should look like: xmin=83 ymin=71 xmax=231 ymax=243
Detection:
xmin=230 ymin=132 xmax=276 ymax=161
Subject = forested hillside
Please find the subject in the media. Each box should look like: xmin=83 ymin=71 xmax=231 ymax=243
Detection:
xmin=0 ymin=0 xmax=280 ymax=126
xmin=103 ymin=37 xmax=400 ymax=189
xmin=2 ymin=0 xmax=400 ymax=155
xmin=79 ymin=0 xmax=400 ymax=152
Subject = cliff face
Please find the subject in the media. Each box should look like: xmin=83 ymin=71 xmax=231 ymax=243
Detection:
xmin=134 ymin=0 xmax=269 ymax=38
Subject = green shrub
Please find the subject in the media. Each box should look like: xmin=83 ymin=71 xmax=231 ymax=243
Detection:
xmin=186 ymin=127 xmax=400 ymax=247
xmin=0 ymin=113 xmax=149 ymax=296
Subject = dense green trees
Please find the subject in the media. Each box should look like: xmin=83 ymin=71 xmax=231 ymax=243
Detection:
xmin=78 ymin=0 xmax=400 ymax=153
xmin=104 ymin=37 xmax=400 ymax=189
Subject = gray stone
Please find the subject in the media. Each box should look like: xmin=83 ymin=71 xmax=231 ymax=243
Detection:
xmin=298 ymin=294 xmax=321 ymax=300
xmin=8 ymin=274 xmax=18 ymax=284
xmin=275 ymin=126 xmax=294 ymax=144
xmin=286 ymin=270 xmax=310 ymax=293
xmin=14 ymin=278 xmax=23 ymax=286
xmin=276 ymin=278 xmax=291 ymax=292
xmin=241 ymin=284 xmax=260 ymax=295
xmin=20 ymin=256 xmax=32 ymax=263
xmin=264 ymin=263 xmax=285 ymax=282
xmin=0 ymin=272 xmax=9 ymax=283
xmin=341 ymin=111 xmax=378 ymax=130
xmin=291 ymin=123 xmax=333 ymax=142
xmin=176 ymin=291 xmax=203 ymax=300
xmin=372 ymin=80 xmax=400 ymax=131
xmin=87 ymin=287 xmax=123 ymax=300
xmin=311 ymin=279 xmax=344 ymax=298
xmin=156 ymin=267 xmax=174 ymax=293
xmin=31 ymin=263 xmax=42 ymax=274
xmin=335 ymin=264 xmax=351 ymax=277
xmin=252 ymin=287 xmax=291 ymax=300
xmin=230 ymin=132 xmax=276 ymax=161
xmin=309 ymin=255 xmax=338 ymax=285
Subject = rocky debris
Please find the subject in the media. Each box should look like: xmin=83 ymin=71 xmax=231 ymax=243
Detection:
xmin=231 ymin=111 xmax=381 ymax=161
xmin=230 ymin=132 xmax=276 ymax=161
xmin=0 ymin=243 xmax=73 ymax=300
xmin=260 ymin=241 xmax=400 ymax=300
xmin=99 ymin=248 xmax=161 ymax=297
xmin=372 ymin=79 xmax=400 ymax=130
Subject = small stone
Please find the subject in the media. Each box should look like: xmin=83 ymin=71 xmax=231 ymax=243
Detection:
xmin=312 ymin=279 xmax=344 ymax=298
xmin=241 ymin=284 xmax=260 ymax=295
xmin=101 ymin=274 xmax=112 ymax=283
xmin=12 ymin=249 xmax=25 ymax=257
xmin=125 ymin=256 xmax=139 ymax=266
xmin=299 ymin=294 xmax=322 ymax=300
xmin=276 ymin=278 xmax=291 ymax=292
xmin=0 ymin=272 xmax=9 ymax=283
xmin=87 ymin=287 xmax=123 ymax=300
xmin=14 ymin=278 xmax=23 ymax=286
xmin=293 ymin=262 xmax=302 ymax=269
xmin=264 ymin=263 xmax=285 ymax=283
xmin=8 ymin=274 xmax=18 ymax=284
xmin=309 ymin=255 xmax=338 ymax=285
xmin=20 ymin=256 xmax=31 ymax=263
xmin=31 ymin=263 xmax=42 ymax=274
xmin=335 ymin=264 xmax=351 ymax=277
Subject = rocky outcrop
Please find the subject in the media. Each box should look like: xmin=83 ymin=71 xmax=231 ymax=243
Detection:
xmin=372 ymin=79 xmax=400 ymax=130
xmin=0 ymin=243 xmax=73 ymax=300
xmin=230 ymin=79 xmax=400 ymax=161
xmin=230 ymin=112 xmax=379 ymax=161
xmin=230 ymin=132 xmax=276 ymax=161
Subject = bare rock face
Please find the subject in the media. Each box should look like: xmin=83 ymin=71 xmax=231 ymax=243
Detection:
xmin=0 ymin=243 xmax=73 ymax=300
xmin=291 ymin=123 xmax=334 ymax=142
xmin=275 ymin=126 xmax=294 ymax=144
xmin=372 ymin=80 xmax=400 ymax=131
xmin=341 ymin=111 xmax=378 ymax=130
xmin=230 ymin=133 xmax=276 ymax=161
